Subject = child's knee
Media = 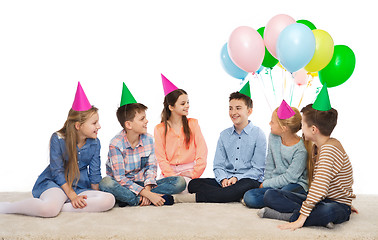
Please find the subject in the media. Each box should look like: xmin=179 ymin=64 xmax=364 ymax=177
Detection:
xmin=39 ymin=203 xmax=61 ymax=218
xmin=100 ymin=192 xmax=116 ymax=211
xmin=176 ymin=176 xmax=187 ymax=192
xmin=99 ymin=176 xmax=115 ymax=191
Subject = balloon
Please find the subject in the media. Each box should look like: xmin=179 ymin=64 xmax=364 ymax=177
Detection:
xmin=256 ymin=65 xmax=265 ymax=74
xmin=297 ymin=20 xmax=316 ymax=30
xmin=257 ymin=27 xmax=278 ymax=68
xmin=292 ymin=68 xmax=308 ymax=86
xmin=319 ymin=45 xmax=356 ymax=87
xmin=220 ymin=43 xmax=248 ymax=79
xmin=305 ymin=30 xmax=334 ymax=73
xmin=228 ymin=26 xmax=265 ymax=73
xmin=276 ymin=23 xmax=316 ymax=73
xmin=264 ymin=14 xmax=296 ymax=58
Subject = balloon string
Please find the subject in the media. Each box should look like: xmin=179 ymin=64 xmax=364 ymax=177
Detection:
xmin=268 ymin=68 xmax=276 ymax=104
xmin=290 ymin=75 xmax=295 ymax=105
xmin=297 ymin=76 xmax=313 ymax=108
xmin=258 ymin=73 xmax=273 ymax=112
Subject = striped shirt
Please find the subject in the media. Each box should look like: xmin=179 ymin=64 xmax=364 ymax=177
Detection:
xmin=300 ymin=138 xmax=355 ymax=217
xmin=105 ymin=130 xmax=157 ymax=195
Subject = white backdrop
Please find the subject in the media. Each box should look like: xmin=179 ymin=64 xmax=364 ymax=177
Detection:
xmin=0 ymin=0 xmax=376 ymax=194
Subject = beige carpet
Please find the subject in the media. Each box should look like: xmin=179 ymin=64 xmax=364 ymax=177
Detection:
xmin=0 ymin=192 xmax=377 ymax=240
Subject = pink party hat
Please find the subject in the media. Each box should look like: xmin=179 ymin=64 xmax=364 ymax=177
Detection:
xmin=277 ymin=100 xmax=296 ymax=119
xmin=72 ymin=81 xmax=92 ymax=111
xmin=161 ymin=73 xmax=178 ymax=96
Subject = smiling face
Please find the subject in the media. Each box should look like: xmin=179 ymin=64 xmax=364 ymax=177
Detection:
xmin=126 ymin=110 xmax=148 ymax=135
xmin=77 ymin=112 xmax=101 ymax=139
xmin=169 ymin=94 xmax=189 ymax=117
xmin=229 ymin=99 xmax=252 ymax=129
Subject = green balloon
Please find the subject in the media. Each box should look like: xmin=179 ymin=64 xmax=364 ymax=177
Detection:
xmin=257 ymin=27 xmax=278 ymax=68
xmin=297 ymin=20 xmax=317 ymax=30
xmin=318 ymin=45 xmax=356 ymax=88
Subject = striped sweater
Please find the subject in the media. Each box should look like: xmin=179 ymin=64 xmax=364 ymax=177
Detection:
xmin=300 ymin=138 xmax=355 ymax=217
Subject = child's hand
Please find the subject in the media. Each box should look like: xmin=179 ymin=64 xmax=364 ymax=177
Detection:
xmin=139 ymin=196 xmax=151 ymax=206
xmin=278 ymin=214 xmax=306 ymax=231
xmin=221 ymin=179 xmax=229 ymax=188
xmin=228 ymin=177 xmax=238 ymax=185
xmin=71 ymin=195 xmax=88 ymax=209
xmin=147 ymin=192 xmax=165 ymax=206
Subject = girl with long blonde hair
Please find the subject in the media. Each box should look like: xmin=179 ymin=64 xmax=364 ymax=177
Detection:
xmin=243 ymin=100 xmax=308 ymax=209
xmin=0 ymin=82 xmax=114 ymax=217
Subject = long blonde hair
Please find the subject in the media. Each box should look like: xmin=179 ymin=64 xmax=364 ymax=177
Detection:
xmin=274 ymin=106 xmax=314 ymax=185
xmin=57 ymin=106 xmax=98 ymax=188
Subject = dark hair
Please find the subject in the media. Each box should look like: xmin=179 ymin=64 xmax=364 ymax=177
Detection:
xmin=161 ymin=89 xmax=191 ymax=147
xmin=117 ymin=103 xmax=148 ymax=129
xmin=301 ymin=104 xmax=338 ymax=136
xmin=229 ymin=92 xmax=253 ymax=109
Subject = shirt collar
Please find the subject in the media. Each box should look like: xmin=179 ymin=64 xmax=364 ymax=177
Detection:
xmin=231 ymin=120 xmax=253 ymax=135
xmin=122 ymin=129 xmax=144 ymax=149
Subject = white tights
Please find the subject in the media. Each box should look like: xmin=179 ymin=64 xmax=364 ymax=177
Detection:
xmin=0 ymin=188 xmax=115 ymax=218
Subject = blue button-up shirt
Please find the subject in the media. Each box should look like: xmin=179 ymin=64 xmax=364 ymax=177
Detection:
xmin=213 ymin=121 xmax=267 ymax=184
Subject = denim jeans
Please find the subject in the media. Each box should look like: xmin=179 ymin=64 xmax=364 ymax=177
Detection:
xmin=188 ymin=178 xmax=260 ymax=203
xmin=243 ymin=183 xmax=306 ymax=209
xmin=99 ymin=176 xmax=186 ymax=206
xmin=264 ymin=189 xmax=352 ymax=227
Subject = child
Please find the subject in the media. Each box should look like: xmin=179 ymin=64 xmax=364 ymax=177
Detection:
xmin=0 ymin=82 xmax=115 ymax=217
xmin=99 ymin=83 xmax=186 ymax=206
xmin=243 ymin=100 xmax=308 ymax=208
xmin=154 ymin=74 xmax=208 ymax=184
xmin=259 ymin=84 xmax=356 ymax=230
xmin=187 ymin=81 xmax=267 ymax=203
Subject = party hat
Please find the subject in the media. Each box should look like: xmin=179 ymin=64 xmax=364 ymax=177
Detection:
xmin=161 ymin=73 xmax=178 ymax=96
xmin=72 ymin=82 xmax=92 ymax=111
xmin=239 ymin=80 xmax=251 ymax=98
xmin=312 ymin=83 xmax=331 ymax=111
xmin=120 ymin=82 xmax=137 ymax=107
xmin=277 ymin=100 xmax=296 ymax=119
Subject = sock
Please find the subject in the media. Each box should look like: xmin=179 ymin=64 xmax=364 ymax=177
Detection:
xmin=162 ymin=195 xmax=174 ymax=205
xmin=257 ymin=207 xmax=292 ymax=221
xmin=172 ymin=193 xmax=196 ymax=203
xmin=326 ymin=222 xmax=335 ymax=229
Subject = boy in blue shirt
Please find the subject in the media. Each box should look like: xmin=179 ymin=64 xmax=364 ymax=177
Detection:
xmin=187 ymin=82 xmax=267 ymax=203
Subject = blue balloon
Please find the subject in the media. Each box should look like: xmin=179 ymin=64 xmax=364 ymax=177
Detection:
xmin=256 ymin=65 xmax=265 ymax=74
xmin=276 ymin=23 xmax=316 ymax=73
xmin=220 ymin=43 xmax=248 ymax=79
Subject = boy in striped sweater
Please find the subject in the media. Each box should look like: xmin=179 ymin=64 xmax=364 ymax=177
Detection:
xmin=258 ymin=85 xmax=356 ymax=230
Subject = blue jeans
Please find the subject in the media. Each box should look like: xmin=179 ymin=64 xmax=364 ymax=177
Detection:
xmin=99 ymin=176 xmax=186 ymax=206
xmin=264 ymin=189 xmax=352 ymax=227
xmin=243 ymin=183 xmax=306 ymax=208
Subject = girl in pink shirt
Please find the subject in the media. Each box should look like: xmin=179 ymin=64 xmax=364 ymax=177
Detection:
xmin=154 ymin=89 xmax=208 ymax=183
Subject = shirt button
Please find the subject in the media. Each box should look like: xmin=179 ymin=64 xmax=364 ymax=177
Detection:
xmin=237 ymin=147 xmax=239 ymax=149
xmin=234 ymin=169 xmax=237 ymax=171
xmin=236 ymin=158 xmax=238 ymax=160
xmin=78 ymin=152 xmax=80 ymax=155
xmin=239 ymin=137 xmax=241 ymax=139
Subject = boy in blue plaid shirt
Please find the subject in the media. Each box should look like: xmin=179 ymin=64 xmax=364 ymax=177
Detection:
xmin=99 ymin=87 xmax=186 ymax=206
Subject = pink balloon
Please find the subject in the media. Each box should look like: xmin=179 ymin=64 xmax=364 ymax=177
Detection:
xmin=264 ymin=14 xmax=296 ymax=58
xmin=292 ymin=68 xmax=308 ymax=86
xmin=228 ymin=26 xmax=265 ymax=73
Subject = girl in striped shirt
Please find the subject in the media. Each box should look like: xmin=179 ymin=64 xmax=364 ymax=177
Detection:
xmin=258 ymin=103 xmax=356 ymax=230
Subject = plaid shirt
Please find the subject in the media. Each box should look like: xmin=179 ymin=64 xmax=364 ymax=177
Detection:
xmin=105 ymin=130 xmax=157 ymax=194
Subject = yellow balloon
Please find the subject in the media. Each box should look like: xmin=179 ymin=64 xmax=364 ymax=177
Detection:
xmin=305 ymin=29 xmax=334 ymax=73
xmin=308 ymin=72 xmax=318 ymax=77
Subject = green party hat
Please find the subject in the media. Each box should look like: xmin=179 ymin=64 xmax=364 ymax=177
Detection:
xmin=312 ymin=83 xmax=331 ymax=111
xmin=120 ymin=82 xmax=137 ymax=107
xmin=239 ymin=80 xmax=251 ymax=98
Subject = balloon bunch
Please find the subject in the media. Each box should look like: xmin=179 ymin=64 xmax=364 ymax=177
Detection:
xmin=220 ymin=14 xmax=356 ymax=89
